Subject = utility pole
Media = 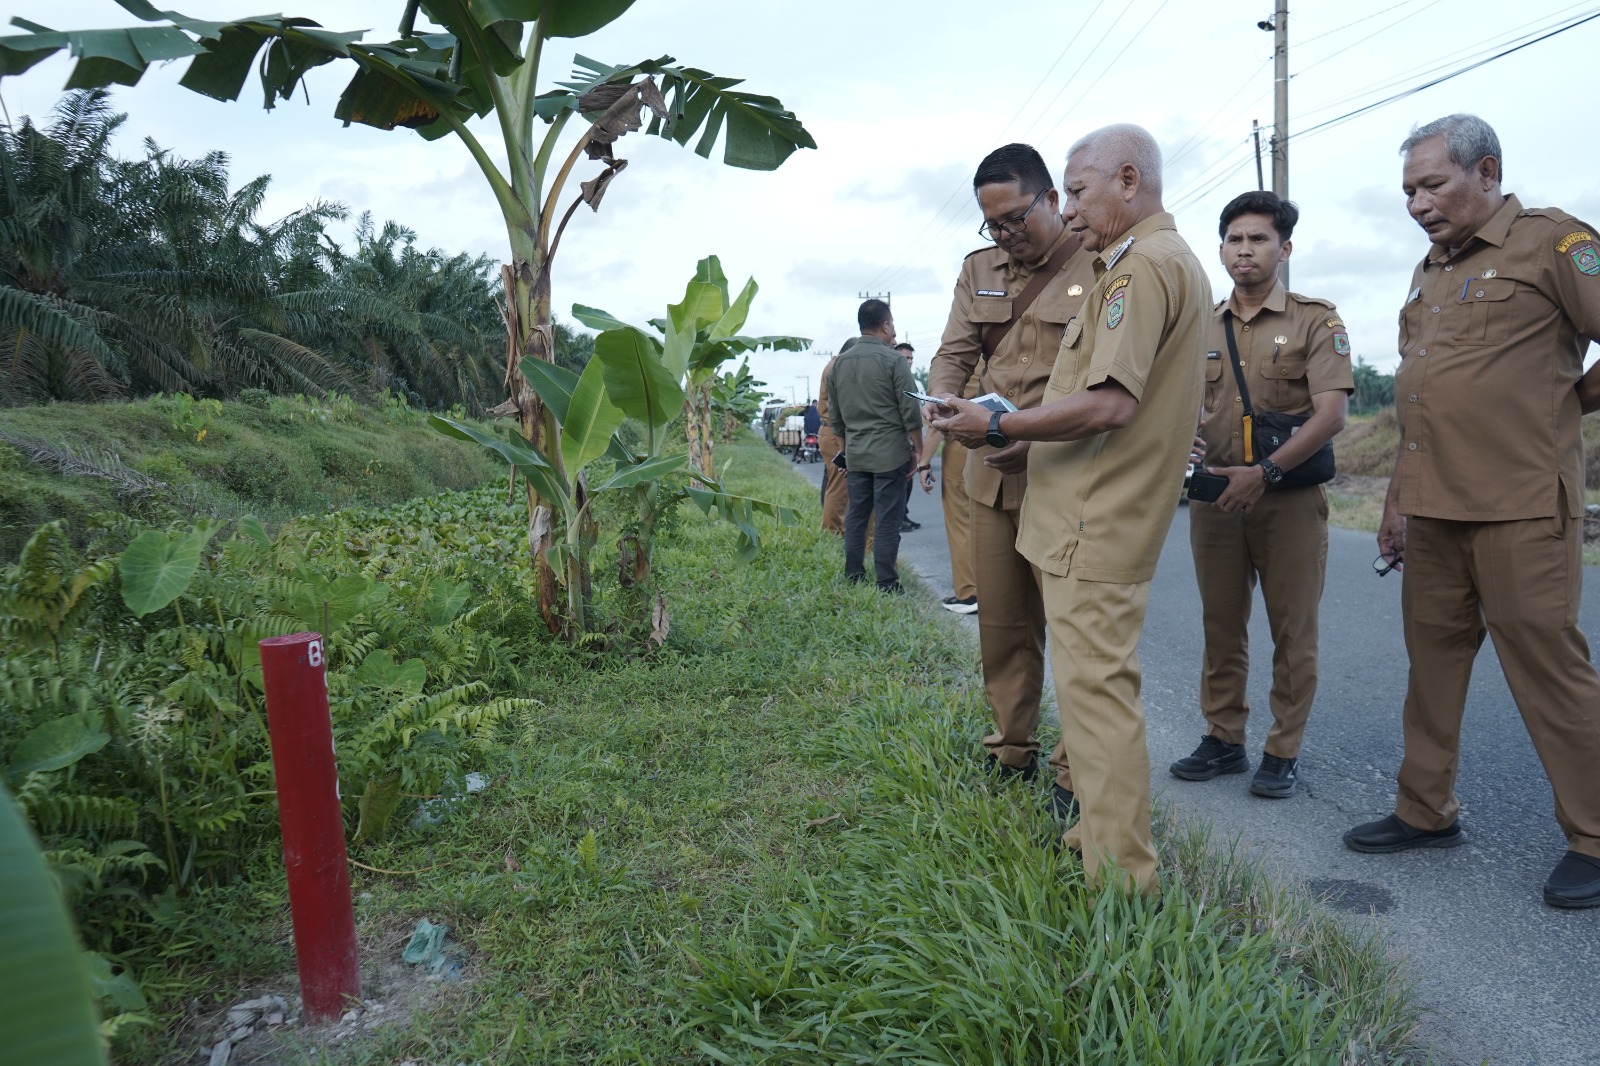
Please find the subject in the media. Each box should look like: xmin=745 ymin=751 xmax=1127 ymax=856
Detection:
xmin=1258 ymin=2 xmax=1290 ymax=286
xmin=857 ymin=290 xmax=891 ymax=307
xmin=1252 ymin=119 xmax=1265 ymax=192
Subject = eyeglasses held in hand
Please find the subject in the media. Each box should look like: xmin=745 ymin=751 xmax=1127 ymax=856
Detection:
xmin=1373 ymin=553 xmax=1402 ymax=577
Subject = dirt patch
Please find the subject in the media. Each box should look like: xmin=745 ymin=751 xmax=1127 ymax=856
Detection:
xmin=170 ymin=918 xmax=475 ymax=1065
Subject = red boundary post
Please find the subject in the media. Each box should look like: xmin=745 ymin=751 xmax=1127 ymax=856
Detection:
xmin=259 ymin=631 xmax=360 ymax=1021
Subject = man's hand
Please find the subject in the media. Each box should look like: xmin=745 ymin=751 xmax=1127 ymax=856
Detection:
xmin=1191 ymin=416 xmax=1207 ymax=464
xmin=983 ymin=440 xmax=1032 ymax=473
xmin=919 ymin=466 xmax=936 ymax=493
xmin=921 ymin=398 xmax=955 ymax=424
xmin=1208 ymin=464 xmax=1267 ymax=513
xmin=1377 ymin=502 xmax=1406 ymax=572
xmin=927 ymin=396 xmax=991 ymax=448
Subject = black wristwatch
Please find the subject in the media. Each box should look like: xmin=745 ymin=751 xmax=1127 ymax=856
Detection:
xmin=1259 ymin=457 xmax=1285 ymax=487
xmin=985 ymin=411 xmax=1009 ymax=449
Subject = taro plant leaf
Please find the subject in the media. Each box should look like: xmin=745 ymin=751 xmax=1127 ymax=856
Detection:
xmin=236 ymin=515 xmax=272 ymax=548
xmin=6 ymin=713 xmax=110 ymax=776
xmin=356 ymin=649 xmax=427 ymax=694
xmin=81 ymin=951 xmax=147 ymax=1014
xmin=118 ymin=520 xmax=221 ymax=618
xmin=0 ymin=782 xmax=106 ymax=1066
xmin=561 ymin=356 xmax=625 ymax=477
xmin=425 ymin=580 xmax=471 ymax=625
xmin=591 ymin=453 xmax=687 ymax=493
xmin=287 ymin=570 xmax=383 ymax=633
xmin=428 ymin=415 xmax=569 ymax=505
xmin=593 ymin=327 xmax=681 ymax=447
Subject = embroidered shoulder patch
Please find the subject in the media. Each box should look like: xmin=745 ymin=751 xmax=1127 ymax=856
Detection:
xmin=1103 ymin=274 xmax=1131 ymax=330
xmin=1558 ymin=230 xmax=1600 ymax=276
xmin=1326 ymin=317 xmax=1344 ymax=330
xmin=1333 ymin=332 xmax=1351 ymax=356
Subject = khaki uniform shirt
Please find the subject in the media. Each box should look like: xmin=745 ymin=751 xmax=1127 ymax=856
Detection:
xmin=816 ymin=355 xmax=837 ymax=428
xmin=1017 ymin=212 xmax=1211 ymax=583
xmin=1201 ymin=283 xmax=1355 ymax=467
xmin=826 ymin=336 xmax=921 ymax=473
xmin=1394 ymin=194 xmax=1600 ymax=521
xmin=928 ymin=227 xmax=1098 ymax=510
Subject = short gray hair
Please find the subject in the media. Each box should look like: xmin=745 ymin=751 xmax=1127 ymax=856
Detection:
xmin=1068 ymin=124 xmax=1163 ymax=195
xmin=1400 ymin=114 xmax=1502 ymax=179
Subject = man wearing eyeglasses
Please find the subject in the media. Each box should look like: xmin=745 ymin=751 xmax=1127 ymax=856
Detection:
xmin=1343 ymin=114 xmax=1600 ymax=910
xmin=924 ymin=143 xmax=1096 ymax=800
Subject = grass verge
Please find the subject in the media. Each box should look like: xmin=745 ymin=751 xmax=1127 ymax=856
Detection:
xmin=0 ymin=394 xmax=502 ymax=561
xmin=112 ymin=436 xmax=1417 ymax=1063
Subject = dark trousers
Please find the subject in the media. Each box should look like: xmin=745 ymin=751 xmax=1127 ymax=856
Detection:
xmin=845 ymin=466 xmax=909 ymax=586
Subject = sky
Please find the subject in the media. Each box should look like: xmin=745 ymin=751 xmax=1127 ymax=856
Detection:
xmin=5 ymin=0 xmax=1600 ymax=405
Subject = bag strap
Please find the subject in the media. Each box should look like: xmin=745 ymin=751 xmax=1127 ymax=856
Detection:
xmin=1222 ymin=311 xmax=1257 ymax=465
xmin=980 ymin=235 xmax=1078 ymax=361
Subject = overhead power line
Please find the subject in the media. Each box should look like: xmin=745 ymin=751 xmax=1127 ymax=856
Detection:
xmin=1293 ymin=0 xmax=1431 ymax=47
xmin=1291 ymin=7 xmax=1600 ymax=145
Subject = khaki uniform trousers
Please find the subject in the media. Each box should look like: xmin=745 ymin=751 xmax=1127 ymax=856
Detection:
xmin=818 ymin=426 xmax=846 ymax=534
xmin=1396 ymin=503 xmax=1600 ymax=858
xmin=940 ymin=437 xmax=977 ymax=600
xmin=1189 ymin=486 xmax=1328 ymax=759
xmin=974 ymin=500 xmax=1051 ymax=774
xmin=1042 ymin=572 xmax=1159 ymax=894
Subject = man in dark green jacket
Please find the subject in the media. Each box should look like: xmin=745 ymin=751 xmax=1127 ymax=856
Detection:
xmin=827 ymin=299 xmax=923 ymax=590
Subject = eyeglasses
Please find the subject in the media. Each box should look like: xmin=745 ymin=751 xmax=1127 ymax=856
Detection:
xmin=1372 ymin=553 xmax=1402 ymax=577
xmin=979 ymin=188 xmax=1049 ymax=242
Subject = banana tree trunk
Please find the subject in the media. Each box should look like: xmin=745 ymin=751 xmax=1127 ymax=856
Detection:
xmin=502 ymin=245 xmax=570 ymax=639
xmin=686 ymin=380 xmax=715 ymax=484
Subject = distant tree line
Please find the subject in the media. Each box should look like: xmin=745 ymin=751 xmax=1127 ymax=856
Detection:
xmin=0 ymin=90 xmax=591 ymax=410
xmin=1352 ymin=357 xmax=1395 ymax=414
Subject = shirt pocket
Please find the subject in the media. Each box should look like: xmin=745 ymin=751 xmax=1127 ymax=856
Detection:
xmin=1451 ymin=277 xmax=1516 ymax=346
xmin=969 ymin=297 xmax=1013 ymax=325
xmin=1033 ymin=290 xmax=1078 ymax=369
xmin=1044 ymin=316 xmax=1085 ymax=398
xmin=1203 ymin=355 xmax=1225 ymax=414
xmin=1257 ymin=353 xmax=1309 ymax=411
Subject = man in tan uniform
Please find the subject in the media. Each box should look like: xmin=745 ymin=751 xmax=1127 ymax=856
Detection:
xmin=933 ymin=125 xmax=1209 ymax=894
xmin=816 ymin=339 xmax=854 ymax=534
xmin=1343 ymin=114 xmax=1600 ymax=910
xmin=925 ymin=143 xmax=1097 ymax=787
xmin=926 ymin=370 xmax=982 ymax=613
xmin=1173 ymin=190 xmax=1351 ymax=800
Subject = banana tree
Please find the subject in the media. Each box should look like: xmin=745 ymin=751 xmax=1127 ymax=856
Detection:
xmin=0 ymin=1 xmax=814 ymax=638
xmin=430 ymin=331 xmax=796 ymax=642
xmin=711 ymin=360 xmax=766 ymax=442
xmin=574 ymin=255 xmax=806 ymax=481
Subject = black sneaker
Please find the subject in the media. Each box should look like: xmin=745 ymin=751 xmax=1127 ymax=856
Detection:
xmin=1169 ymin=735 xmax=1249 ymax=781
xmin=902 ymin=519 xmax=922 ymax=531
xmin=1048 ymin=784 xmax=1078 ymax=822
xmin=1250 ymin=754 xmax=1299 ymax=798
xmin=1544 ymin=850 xmax=1600 ymax=909
xmin=877 ymin=580 xmax=905 ymax=594
xmin=941 ymin=595 xmax=978 ymax=615
xmin=1343 ymin=813 xmax=1463 ymax=854
xmin=983 ymin=754 xmax=1038 ymax=783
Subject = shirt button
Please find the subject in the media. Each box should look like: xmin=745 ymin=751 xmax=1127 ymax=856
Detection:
xmin=1475 ymin=290 xmax=1485 ymax=298
xmin=1408 ymin=394 xmax=1418 ymax=403
xmin=1242 ymin=325 xmax=1251 ymax=331
xmin=1232 ymin=431 xmax=1240 ymax=438
xmin=1432 ymin=306 xmax=1440 ymax=313
xmin=1235 ymin=397 xmax=1243 ymax=403
xmin=1407 ymin=442 xmax=1418 ymax=450
xmin=1020 ymin=356 xmax=1029 ymax=363
xmin=1006 ymin=389 xmax=1015 ymax=396
xmin=1419 ymin=348 xmax=1427 ymax=356
xmin=1445 ymin=265 xmax=1454 ymax=272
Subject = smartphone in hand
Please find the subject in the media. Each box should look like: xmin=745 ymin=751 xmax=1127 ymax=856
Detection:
xmin=1186 ymin=465 xmax=1228 ymax=503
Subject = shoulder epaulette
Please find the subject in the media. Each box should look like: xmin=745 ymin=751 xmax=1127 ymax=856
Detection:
xmin=1103 ymin=235 xmax=1136 ymax=270
xmin=1286 ymin=292 xmax=1337 ymax=310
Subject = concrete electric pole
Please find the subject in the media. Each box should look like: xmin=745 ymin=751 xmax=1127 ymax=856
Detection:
xmin=1258 ymin=2 xmax=1289 ymax=286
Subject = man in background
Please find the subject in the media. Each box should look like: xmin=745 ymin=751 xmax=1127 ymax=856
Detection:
xmin=828 ymin=300 xmax=922 ymax=591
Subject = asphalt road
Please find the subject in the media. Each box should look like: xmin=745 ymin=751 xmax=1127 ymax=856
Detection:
xmin=788 ymin=449 xmax=1600 ymax=1066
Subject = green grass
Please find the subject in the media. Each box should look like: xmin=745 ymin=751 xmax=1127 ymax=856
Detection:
xmin=0 ymin=394 xmax=503 ymax=561
xmin=94 ymin=436 xmax=1420 ymax=1064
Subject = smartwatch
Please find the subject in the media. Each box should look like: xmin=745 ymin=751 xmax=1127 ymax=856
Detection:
xmin=985 ymin=411 xmax=1010 ymax=450
xmin=1259 ymin=457 xmax=1285 ymax=487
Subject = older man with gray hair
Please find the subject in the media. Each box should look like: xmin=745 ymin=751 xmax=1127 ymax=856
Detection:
xmin=931 ymin=123 xmax=1210 ymax=895
xmin=1343 ymin=114 xmax=1600 ymax=910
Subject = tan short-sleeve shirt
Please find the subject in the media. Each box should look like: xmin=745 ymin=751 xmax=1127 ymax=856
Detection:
xmin=1393 ymin=194 xmax=1600 ymax=521
xmin=928 ymin=227 xmax=1097 ymax=510
xmin=1016 ymin=212 xmax=1212 ymax=583
xmin=1200 ymin=284 xmax=1356 ymax=468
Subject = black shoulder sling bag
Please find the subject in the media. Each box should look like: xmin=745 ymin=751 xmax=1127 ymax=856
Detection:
xmin=1222 ymin=312 xmax=1335 ymax=489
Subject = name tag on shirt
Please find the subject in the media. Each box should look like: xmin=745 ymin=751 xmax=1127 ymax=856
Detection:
xmin=977 ymin=290 xmax=1007 ymax=297
xmin=1206 ymin=351 xmax=1221 ymax=360
xmin=1406 ymin=286 xmax=1421 ymax=303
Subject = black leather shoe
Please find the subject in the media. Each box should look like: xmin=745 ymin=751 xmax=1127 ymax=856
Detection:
xmin=1048 ymin=784 xmax=1078 ymax=822
xmin=983 ymin=754 xmax=1038 ymax=783
xmin=902 ymin=519 xmax=922 ymax=531
xmin=1250 ymin=754 xmax=1299 ymax=798
xmin=877 ymin=580 xmax=904 ymax=594
xmin=1170 ymin=735 xmax=1249 ymax=781
xmin=1543 ymin=850 xmax=1600 ymax=909
xmin=1343 ymin=813 xmax=1463 ymax=854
